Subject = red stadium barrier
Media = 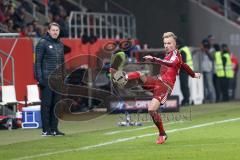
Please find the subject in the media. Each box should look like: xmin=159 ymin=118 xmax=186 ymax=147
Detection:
xmin=0 ymin=38 xmax=117 ymax=106
xmin=0 ymin=38 xmax=36 ymax=104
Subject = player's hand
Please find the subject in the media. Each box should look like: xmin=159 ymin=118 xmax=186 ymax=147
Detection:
xmin=194 ymin=73 xmax=201 ymax=79
xmin=143 ymin=55 xmax=154 ymax=60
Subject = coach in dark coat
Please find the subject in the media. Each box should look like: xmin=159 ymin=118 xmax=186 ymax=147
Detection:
xmin=35 ymin=22 xmax=65 ymax=136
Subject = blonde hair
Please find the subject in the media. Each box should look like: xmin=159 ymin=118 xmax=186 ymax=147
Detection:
xmin=162 ymin=32 xmax=177 ymax=40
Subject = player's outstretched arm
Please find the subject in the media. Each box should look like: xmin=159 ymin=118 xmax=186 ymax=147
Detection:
xmin=181 ymin=63 xmax=201 ymax=78
xmin=143 ymin=55 xmax=176 ymax=67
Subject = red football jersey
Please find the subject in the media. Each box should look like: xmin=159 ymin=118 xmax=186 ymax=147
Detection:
xmin=154 ymin=49 xmax=195 ymax=89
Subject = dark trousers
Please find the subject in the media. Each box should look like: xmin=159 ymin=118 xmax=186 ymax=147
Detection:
xmin=179 ymin=71 xmax=190 ymax=105
xmin=40 ymin=85 xmax=61 ymax=132
xmin=213 ymin=74 xmax=224 ymax=102
xmin=222 ymin=78 xmax=229 ymax=101
xmin=231 ymin=73 xmax=238 ymax=99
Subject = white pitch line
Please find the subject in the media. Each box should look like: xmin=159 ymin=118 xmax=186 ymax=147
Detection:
xmin=12 ymin=117 xmax=240 ymax=160
xmin=104 ymin=126 xmax=154 ymax=135
xmin=104 ymin=121 xmax=183 ymax=135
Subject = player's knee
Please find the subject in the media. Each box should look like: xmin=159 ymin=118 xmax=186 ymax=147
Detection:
xmin=139 ymin=75 xmax=146 ymax=83
xmin=148 ymin=110 xmax=158 ymax=120
xmin=148 ymin=107 xmax=157 ymax=113
xmin=148 ymin=109 xmax=154 ymax=114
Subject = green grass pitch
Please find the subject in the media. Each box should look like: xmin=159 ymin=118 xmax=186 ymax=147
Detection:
xmin=0 ymin=101 xmax=240 ymax=160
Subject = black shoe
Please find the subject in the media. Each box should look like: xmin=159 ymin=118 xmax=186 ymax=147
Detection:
xmin=42 ymin=131 xmax=53 ymax=137
xmin=52 ymin=130 xmax=65 ymax=136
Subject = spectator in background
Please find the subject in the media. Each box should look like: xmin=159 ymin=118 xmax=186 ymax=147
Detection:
xmin=0 ymin=0 xmax=4 ymax=12
xmin=31 ymin=19 xmax=39 ymax=30
xmin=201 ymin=39 xmax=216 ymax=103
xmin=18 ymin=0 xmax=32 ymax=14
xmin=0 ymin=3 xmax=5 ymax=22
xmin=31 ymin=19 xmax=46 ymax=37
xmin=230 ymin=52 xmax=239 ymax=100
xmin=12 ymin=7 xmax=26 ymax=29
xmin=25 ymin=23 xmax=36 ymax=37
xmin=5 ymin=18 xmax=14 ymax=32
xmin=4 ymin=2 xmax=15 ymax=20
xmin=59 ymin=5 xmax=67 ymax=18
xmin=17 ymin=26 xmax=26 ymax=37
xmin=35 ymin=25 xmax=46 ymax=37
xmin=207 ymin=34 xmax=216 ymax=53
xmin=213 ymin=44 xmax=224 ymax=102
xmin=50 ymin=0 xmax=61 ymax=17
xmin=177 ymin=38 xmax=193 ymax=106
xmin=221 ymin=44 xmax=234 ymax=101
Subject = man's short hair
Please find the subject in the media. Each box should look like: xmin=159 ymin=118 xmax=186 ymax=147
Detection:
xmin=48 ymin=22 xmax=60 ymax=30
xmin=162 ymin=32 xmax=177 ymax=40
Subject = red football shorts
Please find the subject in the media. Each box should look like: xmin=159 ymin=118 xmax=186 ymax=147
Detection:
xmin=142 ymin=76 xmax=171 ymax=104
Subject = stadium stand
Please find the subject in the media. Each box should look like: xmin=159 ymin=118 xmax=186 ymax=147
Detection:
xmin=198 ymin=0 xmax=240 ymax=25
xmin=0 ymin=0 xmax=136 ymax=39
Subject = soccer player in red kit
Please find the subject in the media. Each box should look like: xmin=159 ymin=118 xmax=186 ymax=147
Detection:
xmin=124 ymin=32 xmax=201 ymax=144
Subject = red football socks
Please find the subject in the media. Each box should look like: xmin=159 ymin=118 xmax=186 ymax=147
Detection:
xmin=149 ymin=111 xmax=166 ymax=136
xmin=127 ymin=72 xmax=141 ymax=80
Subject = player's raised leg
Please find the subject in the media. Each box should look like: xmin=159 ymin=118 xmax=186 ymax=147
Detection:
xmin=126 ymin=71 xmax=147 ymax=83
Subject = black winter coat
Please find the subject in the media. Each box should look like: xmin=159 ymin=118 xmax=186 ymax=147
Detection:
xmin=35 ymin=34 xmax=64 ymax=86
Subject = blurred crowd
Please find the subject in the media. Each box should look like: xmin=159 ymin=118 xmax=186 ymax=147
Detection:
xmin=177 ymin=35 xmax=238 ymax=105
xmin=200 ymin=35 xmax=238 ymax=103
xmin=0 ymin=0 xmax=69 ymax=37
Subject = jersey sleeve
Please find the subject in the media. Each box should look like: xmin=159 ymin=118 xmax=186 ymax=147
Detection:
xmin=153 ymin=50 xmax=180 ymax=67
xmin=181 ymin=63 xmax=195 ymax=77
